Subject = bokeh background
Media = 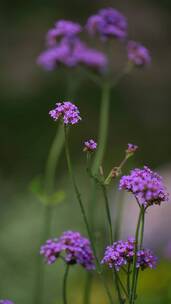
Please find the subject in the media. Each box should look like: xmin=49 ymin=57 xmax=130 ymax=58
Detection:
xmin=1 ymin=0 xmax=171 ymax=303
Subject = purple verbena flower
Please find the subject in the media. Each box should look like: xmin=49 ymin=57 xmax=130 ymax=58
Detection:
xmin=127 ymin=41 xmax=151 ymax=67
xmin=119 ymin=166 xmax=169 ymax=207
xmin=46 ymin=20 xmax=82 ymax=47
xmin=126 ymin=143 xmax=138 ymax=154
xmin=136 ymin=249 xmax=157 ymax=270
xmin=40 ymin=231 xmax=95 ymax=270
xmin=86 ymin=7 xmax=127 ymax=40
xmin=37 ymin=38 xmax=107 ymax=72
xmin=101 ymin=237 xmax=135 ymax=271
xmin=0 ymin=301 xmax=14 ymax=304
xmin=84 ymin=139 xmax=97 ymax=152
xmin=49 ymin=101 xmax=81 ymax=125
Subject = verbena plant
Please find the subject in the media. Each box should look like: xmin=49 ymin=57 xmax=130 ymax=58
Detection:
xmin=1 ymin=6 xmax=169 ymax=304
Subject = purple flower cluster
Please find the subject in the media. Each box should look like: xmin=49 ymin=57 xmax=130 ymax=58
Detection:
xmin=49 ymin=101 xmax=81 ymax=125
xmin=40 ymin=231 xmax=95 ymax=270
xmin=127 ymin=41 xmax=151 ymax=67
xmin=101 ymin=237 xmax=135 ymax=271
xmin=119 ymin=166 xmax=169 ymax=207
xmin=86 ymin=7 xmax=127 ymax=40
xmin=126 ymin=143 xmax=138 ymax=154
xmin=37 ymin=38 xmax=107 ymax=72
xmin=102 ymin=238 xmax=157 ymax=271
xmin=0 ymin=301 xmax=14 ymax=304
xmin=136 ymin=249 xmax=157 ymax=270
xmin=46 ymin=20 xmax=82 ymax=47
xmin=84 ymin=139 xmax=97 ymax=152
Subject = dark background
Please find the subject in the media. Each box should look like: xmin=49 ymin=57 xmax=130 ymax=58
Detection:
xmin=0 ymin=0 xmax=171 ymax=303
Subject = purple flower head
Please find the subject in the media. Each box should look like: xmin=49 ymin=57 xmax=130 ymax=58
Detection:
xmin=49 ymin=101 xmax=81 ymax=125
xmin=101 ymin=237 xmax=135 ymax=271
xmin=37 ymin=38 xmax=107 ymax=72
xmin=86 ymin=7 xmax=127 ymax=40
xmin=119 ymin=166 xmax=169 ymax=207
xmin=127 ymin=41 xmax=151 ymax=67
xmin=84 ymin=139 xmax=97 ymax=152
xmin=40 ymin=231 xmax=95 ymax=270
xmin=46 ymin=20 xmax=82 ymax=47
xmin=126 ymin=143 xmax=138 ymax=155
xmin=102 ymin=237 xmax=157 ymax=272
xmin=136 ymin=249 xmax=157 ymax=270
xmin=0 ymin=301 xmax=14 ymax=304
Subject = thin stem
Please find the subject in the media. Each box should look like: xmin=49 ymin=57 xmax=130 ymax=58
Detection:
xmin=127 ymin=263 xmax=131 ymax=300
xmin=63 ymin=264 xmax=70 ymax=304
xmin=130 ymin=207 xmax=144 ymax=304
xmin=64 ymin=125 xmax=114 ymax=304
xmin=101 ymin=184 xmax=113 ymax=244
xmin=113 ymin=191 xmax=124 ymax=242
xmin=92 ymin=83 xmax=111 ymax=174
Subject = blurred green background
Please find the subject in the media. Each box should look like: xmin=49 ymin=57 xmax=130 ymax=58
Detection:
xmin=0 ymin=0 xmax=171 ymax=303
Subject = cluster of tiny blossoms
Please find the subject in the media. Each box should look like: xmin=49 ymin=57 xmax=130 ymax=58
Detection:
xmin=101 ymin=238 xmax=135 ymax=271
xmin=49 ymin=101 xmax=81 ymax=125
xmin=84 ymin=139 xmax=97 ymax=152
xmin=126 ymin=143 xmax=138 ymax=154
xmin=0 ymin=301 xmax=14 ymax=304
xmin=119 ymin=166 xmax=169 ymax=207
xmin=101 ymin=238 xmax=157 ymax=271
xmin=40 ymin=231 xmax=95 ymax=270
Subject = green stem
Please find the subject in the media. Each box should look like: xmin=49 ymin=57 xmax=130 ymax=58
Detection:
xmin=92 ymin=83 xmax=111 ymax=174
xmin=83 ymin=272 xmax=93 ymax=304
xmin=130 ymin=207 xmax=144 ymax=304
xmin=101 ymin=184 xmax=113 ymax=244
xmin=64 ymin=126 xmax=113 ymax=304
xmin=113 ymin=191 xmax=124 ymax=242
xmin=127 ymin=263 xmax=131 ymax=301
xmin=63 ymin=264 xmax=70 ymax=304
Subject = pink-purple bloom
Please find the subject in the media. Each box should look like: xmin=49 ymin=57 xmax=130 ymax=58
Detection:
xmin=49 ymin=101 xmax=81 ymax=125
xmin=101 ymin=237 xmax=135 ymax=271
xmin=136 ymin=249 xmax=157 ymax=270
xmin=119 ymin=166 xmax=169 ymax=207
xmin=84 ymin=139 xmax=97 ymax=152
xmin=37 ymin=38 xmax=107 ymax=72
xmin=86 ymin=7 xmax=127 ymax=40
xmin=0 ymin=301 xmax=14 ymax=304
xmin=40 ymin=231 xmax=95 ymax=270
xmin=102 ymin=238 xmax=157 ymax=271
xmin=127 ymin=41 xmax=151 ymax=67
xmin=46 ymin=20 xmax=82 ymax=47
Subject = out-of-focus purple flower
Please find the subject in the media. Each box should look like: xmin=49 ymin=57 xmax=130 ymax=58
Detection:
xmin=40 ymin=231 xmax=95 ymax=270
xmin=46 ymin=20 xmax=82 ymax=47
xmin=84 ymin=139 xmax=97 ymax=152
xmin=119 ymin=166 xmax=169 ymax=207
xmin=0 ymin=301 xmax=14 ymax=304
xmin=37 ymin=38 xmax=107 ymax=72
xmin=126 ymin=143 xmax=138 ymax=154
xmin=127 ymin=41 xmax=151 ymax=67
xmin=136 ymin=249 xmax=157 ymax=270
xmin=101 ymin=237 xmax=135 ymax=271
xmin=49 ymin=101 xmax=81 ymax=125
xmin=86 ymin=7 xmax=127 ymax=40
